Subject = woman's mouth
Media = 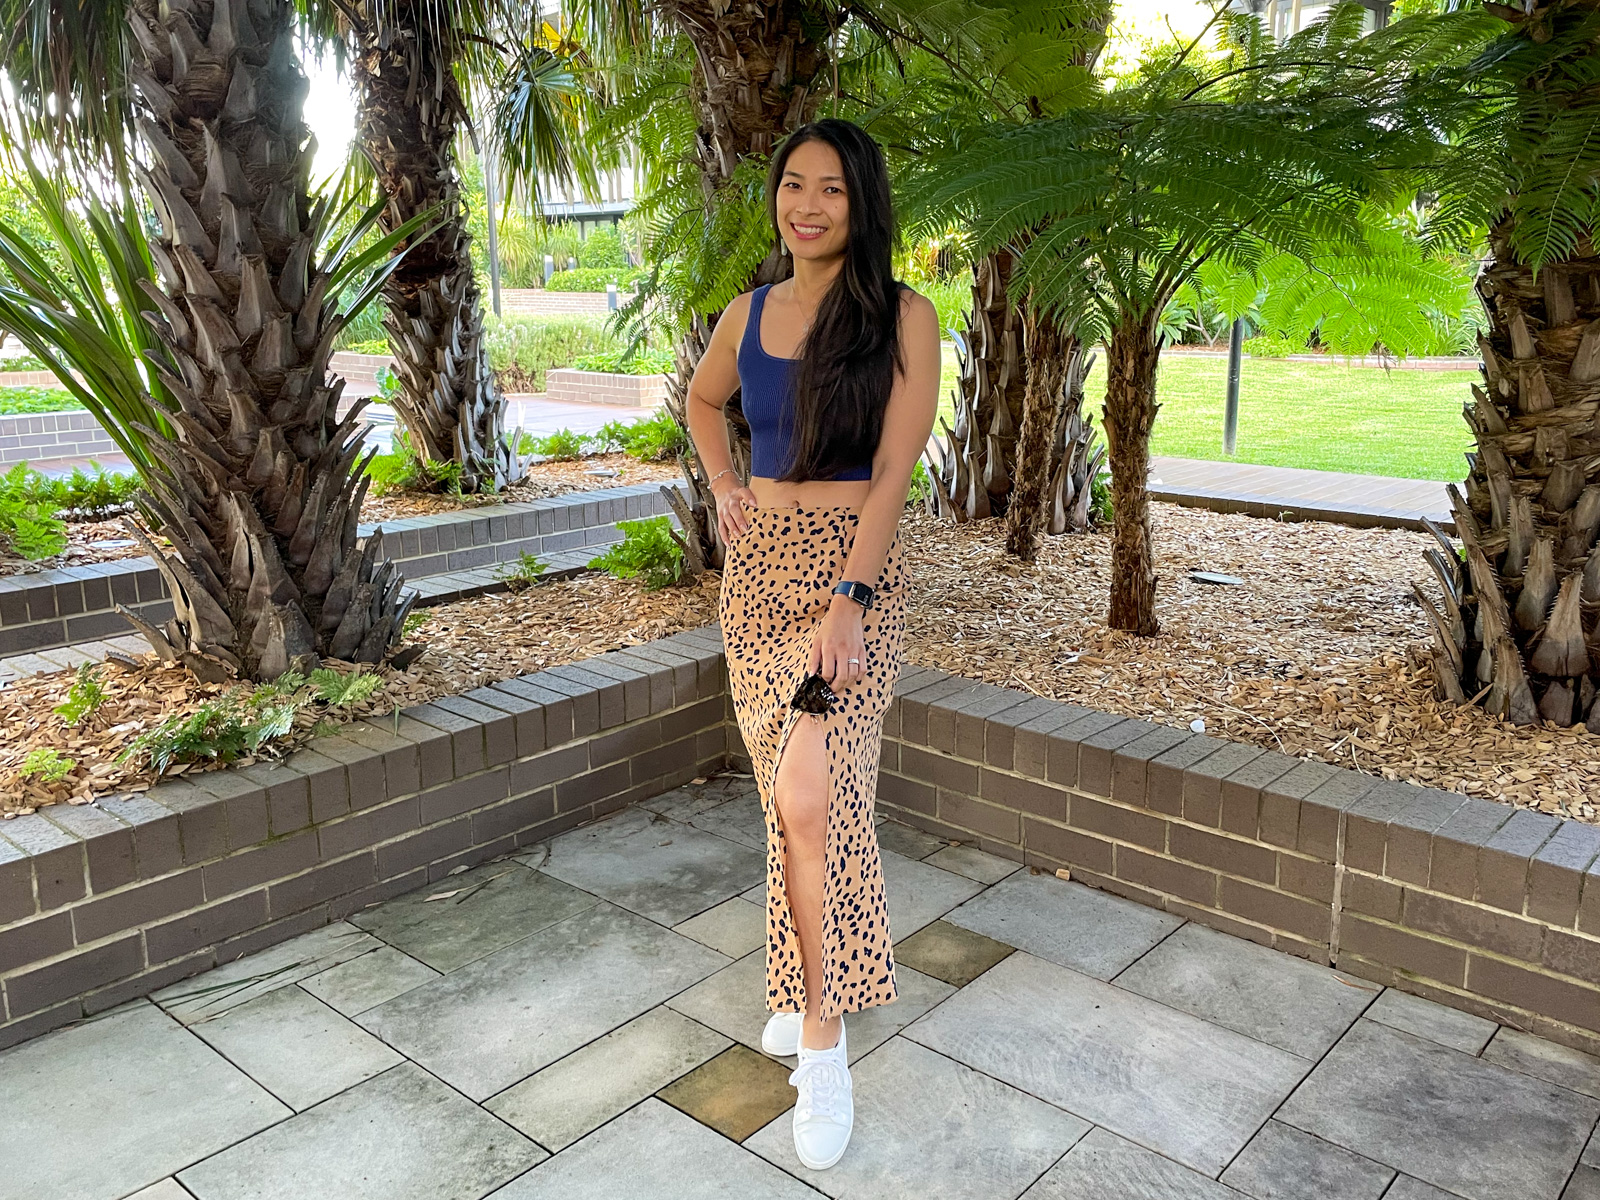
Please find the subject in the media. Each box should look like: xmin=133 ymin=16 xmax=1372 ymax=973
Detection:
xmin=790 ymin=223 xmax=827 ymax=241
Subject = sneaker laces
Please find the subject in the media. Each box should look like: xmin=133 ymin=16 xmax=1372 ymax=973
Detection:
xmin=789 ymin=1054 xmax=851 ymax=1125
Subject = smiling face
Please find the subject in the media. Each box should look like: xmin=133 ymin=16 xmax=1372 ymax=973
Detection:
xmin=775 ymin=138 xmax=850 ymax=264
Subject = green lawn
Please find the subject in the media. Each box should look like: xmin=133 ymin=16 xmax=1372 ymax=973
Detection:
xmin=935 ymin=346 xmax=1476 ymax=482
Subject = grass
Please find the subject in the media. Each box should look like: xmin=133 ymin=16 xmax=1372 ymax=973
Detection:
xmin=933 ymin=346 xmax=1475 ymax=482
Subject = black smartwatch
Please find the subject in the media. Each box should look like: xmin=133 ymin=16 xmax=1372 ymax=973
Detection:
xmin=832 ymin=580 xmax=875 ymax=610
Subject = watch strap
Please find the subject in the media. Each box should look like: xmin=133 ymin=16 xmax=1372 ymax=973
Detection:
xmin=833 ymin=580 xmax=875 ymax=609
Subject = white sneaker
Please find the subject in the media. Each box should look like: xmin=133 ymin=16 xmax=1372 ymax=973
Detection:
xmin=789 ymin=1021 xmax=853 ymax=1170
xmin=762 ymin=1011 xmax=803 ymax=1056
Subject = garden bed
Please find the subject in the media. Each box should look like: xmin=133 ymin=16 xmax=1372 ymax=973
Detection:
xmin=0 ymin=570 xmax=719 ymax=813
xmin=361 ymin=453 xmax=680 ymax=523
xmin=6 ymin=499 xmax=1592 ymax=822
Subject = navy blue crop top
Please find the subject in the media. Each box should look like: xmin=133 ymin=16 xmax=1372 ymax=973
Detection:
xmin=736 ymin=283 xmax=873 ymax=482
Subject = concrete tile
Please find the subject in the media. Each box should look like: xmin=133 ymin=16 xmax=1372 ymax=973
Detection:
xmin=300 ymin=945 xmax=440 ymax=1017
xmin=1364 ymin=989 xmax=1497 ymax=1054
xmin=487 ymin=1007 xmax=729 ymax=1151
xmin=533 ymin=806 xmax=764 ymax=925
xmin=488 ymin=1098 xmax=816 ymax=1200
xmin=1278 ymin=1020 xmax=1600 ymax=1200
xmin=348 ymin=860 xmax=597 ymax=972
xmin=881 ymin=848 xmax=986 ymax=939
xmin=1115 ymin=922 xmax=1378 ymax=1059
xmin=665 ymin=949 xmax=954 ymax=1064
xmin=178 ymin=1063 xmax=542 ymax=1200
xmin=359 ymin=902 xmax=728 ymax=1100
xmin=1019 ymin=1126 xmax=1237 ymax=1199
xmin=742 ymin=880 xmax=766 ymax=904
xmin=1483 ymin=1028 xmax=1600 ymax=1101
xmin=656 ymin=1043 xmax=796 ymax=1142
xmin=191 ymin=985 xmax=403 ymax=1111
xmin=747 ymin=1035 xmax=1090 ymax=1198
xmin=925 ymin=843 xmax=1022 ymax=885
xmin=125 ymin=1182 xmax=195 ymax=1200
xmin=875 ymin=819 xmax=948 ymax=860
xmin=638 ymin=777 xmax=754 ymax=821
xmin=1219 ymin=1119 xmax=1395 ymax=1199
xmin=945 ymin=873 xmax=1183 ymax=980
xmin=0 ymin=1001 xmax=288 ymax=1200
xmin=687 ymin=793 xmax=765 ymax=850
xmin=672 ymin=896 xmax=766 ymax=959
xmin=894 ymin=919 xmax=1015 ymax=988
xmin=903 ymin=951 xmax=1309 ymax=1176
xmin=153 ymin=923 xmax=382 ymax=1025
xmin=1383 ymin=1179 xmax=1468 ymax=1200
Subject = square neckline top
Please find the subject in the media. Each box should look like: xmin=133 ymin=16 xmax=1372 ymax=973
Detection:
xmin=736 ymin=282 xmax=874 ymax=482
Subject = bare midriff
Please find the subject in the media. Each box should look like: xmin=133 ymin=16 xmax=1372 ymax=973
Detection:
xmin=749 ymin=475 xmax=872 ymax=513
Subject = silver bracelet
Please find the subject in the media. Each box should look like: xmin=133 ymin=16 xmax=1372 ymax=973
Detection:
xmin=708 ymin=468 xmax=736 ymax=488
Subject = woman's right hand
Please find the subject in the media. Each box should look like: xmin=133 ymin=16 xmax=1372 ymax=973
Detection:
xmin=715 ymin=482 xmax=758 ymax=546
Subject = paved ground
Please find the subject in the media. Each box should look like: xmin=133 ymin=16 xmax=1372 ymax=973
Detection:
xmin=1149 ymin=457 xmax=1451 ymax=531
xmin=4 ymin=775 xmax=1598 ymax=1200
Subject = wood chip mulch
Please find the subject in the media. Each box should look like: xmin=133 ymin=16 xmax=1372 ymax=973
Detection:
xmin=362 ymin=453 xmax=680 ymax=523
xmin=895 ymin=505 xmax=1598 ymax=824
xmin=0 ymin=519 xmax=147 ymax=578
xmin=0 ymin=572 xmax=720 ymax=815
xmin=5 ymin=500 xmax=1595 ymax=825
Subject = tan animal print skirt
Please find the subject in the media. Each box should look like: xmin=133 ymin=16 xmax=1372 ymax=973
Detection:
xmin=719 ymin=503 xmax=908 ymax=1022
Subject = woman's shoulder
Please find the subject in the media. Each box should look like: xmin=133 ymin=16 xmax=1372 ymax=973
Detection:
xmin=893 ymin=283 xmax=940 ymax=333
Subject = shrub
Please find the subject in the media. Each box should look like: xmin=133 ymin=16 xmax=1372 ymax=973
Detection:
xmin=588 ymin=516 xmax=686 ymax=590
xmin=0 ymin=352 xmax=52 ymax=373
xmin=30 ymin=462 xmax=140 ymax=519
xmin=484 ymin=315 xmax=618 ymax=393
xmin=340 ymin=339 xmax=392 ymax=357
xmin=571 ymin=348 xmax=674 ymax=376
xmin=53 ymin=664 xmax=107 ymax=727
xmin=918 ymin=278 xmax=972 ymax=340
xmin=0 ymin=463 xmax=66 ymax=558
xmin=374 ymin=364 xmax=402 ymax=403
xmin=615 ymin=409 xmax=687 ymax=461
xmin=577 ymin=227 xmax=627 ymax=269
xmin=907 ymin=460 xmax=932 ymax=510
xmin=1242 ymin=332 xmax=1307 ymax=359
xmin=363 ymin=429 xmax=464 ymax=495
xmin=522 ymin=428 xmax=589 ymax=460
xmin=0 ymin=385 xmax=78 ymax=415
xmin=545 ymin=267 xmax=647 ymax=293
xmin=20 ymin=748 xmax=75 ymax=783
xmin=496 ymin=551 xmax=550 ymax=590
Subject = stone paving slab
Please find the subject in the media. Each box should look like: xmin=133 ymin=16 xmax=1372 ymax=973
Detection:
xmin=925 ymin=843 xmax=1022 ymax=885
xmin=0 ymin=1001 xmax=288 ymax=1200
xmin=486 ymin=1006 xmax=730 ymax=1151
xmin=531 ymin=805 xmax=766 ymax=925
xmin=880 ymin=847 xmax=987 ymax=938
xmin=1481 ymin=1027 xmax=1600 ymax=1101
xmin=299 ymin=944 xmax=440 ymax=1017
xmin=1020 ymin=1126 xmax=1237 ymax=1199
xmin=358 ymin=901 xmax=728 ymax=1101
xmin=746 ymin=1035 xmax=1091 ymax=1200
xmin=125 ymin=1182 xmax=193 ymax=1200
xmin=905 ymin=951 xmax=1309 ymax=1176
xmin=153 ymin=923 xmax=383 ymax=1025
xmin=1278 ymin=1019 xmax=1600 ymax=1200
xmin=1361 ymin=989 xmax=1497 ymax=1055
xmin=672 ymin=895 xmax=766 ymax=959
xmin=178 ymin=1063 xmax=543 ymax=1200
xmin=875 ymin=818 xmax=949 ymax=860
xmin=191 ymin=985 xmax=404 ymax=1112
xmin=487 ymin=1098 xmax=817 ymax=1199
xmin=686 ymin=792 xmax=766 ymax=849
xmin=665 ymin=947 xmax=954 ymax=1064
xmin=946 ymin=872 xmax=1183 ymax=980
xmin=1114 ymin=922 xmax=1377 ymax=1059
xmin=347 ymin=860 xmax=598 ymax=972
xmin=1218 ymin=1119 xmax=1395 ymax=1200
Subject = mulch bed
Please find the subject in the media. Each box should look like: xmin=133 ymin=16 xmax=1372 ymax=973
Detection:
xmin=5 ymin=500 xmax=1594 ymax=825
xmin=0 ymin=519 xmax=147 ymax=579
xmin=362 ymin=454 xmax=680 ymax=523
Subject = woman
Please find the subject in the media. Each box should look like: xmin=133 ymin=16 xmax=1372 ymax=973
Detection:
xmin=684 ymin=117 xmax=940 ymax=1171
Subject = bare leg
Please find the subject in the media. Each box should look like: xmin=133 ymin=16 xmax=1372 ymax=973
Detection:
xmin=773 ymin=712 xmax=841 ymax=1051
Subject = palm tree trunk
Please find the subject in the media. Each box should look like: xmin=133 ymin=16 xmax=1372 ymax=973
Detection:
xmin=1004 ymin=303 xmax=1073 ymax=558
xmin=347 ymin=2 xmax=520 ymax=494
xmin=1422 ymin=216 xmax=1596 ymax=726
xmin=656 ymin=0 xmax=829 ymax=572
xmin=1102 ymin=318 xmax=1162 ymax=635
xmin=125 ymin=0 xmax=409 ymax=681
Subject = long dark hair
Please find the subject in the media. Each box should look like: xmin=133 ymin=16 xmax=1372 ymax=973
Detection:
xmin=766 ymin=119 xmax=904 ymax=483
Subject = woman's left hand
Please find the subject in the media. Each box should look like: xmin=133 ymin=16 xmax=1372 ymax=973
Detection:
xmin=812 ymin=596 xmax=867 ymax=689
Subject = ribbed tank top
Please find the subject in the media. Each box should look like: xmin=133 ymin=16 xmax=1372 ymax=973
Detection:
xmin=736 ymin=283 xmax=873 ymax=482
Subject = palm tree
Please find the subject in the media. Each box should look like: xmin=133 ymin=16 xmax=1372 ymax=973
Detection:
xmin=908 ymin=7 xmax=1467 ymax=633
xmin=1415 ymin=2 xmax=1600 ymax=727
xmin=0 ymin=0 xmax=417 ymax=680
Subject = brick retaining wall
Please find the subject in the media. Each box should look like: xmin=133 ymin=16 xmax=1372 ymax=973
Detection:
xmin=545 ymin=368 xmax=667 ymax=409
xmin=0 ymin=481 xmax=686 ymax=659
xmin=0 ymin=626 xmax=728 ymax=1049
xmin=5 ymin=628 xmax=1597 ymax=1056
xmin=788 ymin=665 xmax=1599 ymax=1058
xmin=0 ymin=410 xmax=122 ymax=467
